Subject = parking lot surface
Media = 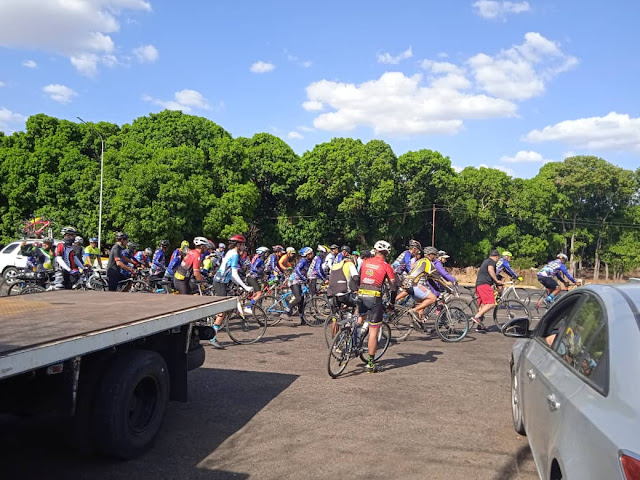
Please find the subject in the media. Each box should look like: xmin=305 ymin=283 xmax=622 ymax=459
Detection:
xmin=1 ymin=320 xmax=538 ymax=480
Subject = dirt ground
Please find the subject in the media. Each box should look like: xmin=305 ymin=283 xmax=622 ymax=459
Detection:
xmin=0 ymin=321 xmax=539 ymax=480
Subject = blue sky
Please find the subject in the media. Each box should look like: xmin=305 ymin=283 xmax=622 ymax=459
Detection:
xmin=1 ymin=0 xmax=639 ymax=178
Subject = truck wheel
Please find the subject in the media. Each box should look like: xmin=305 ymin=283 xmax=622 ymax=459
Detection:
xmin=92 ymin=350 xmax=169 ymax=459
xmin=187 ymin=343 xmax=205 ymax=371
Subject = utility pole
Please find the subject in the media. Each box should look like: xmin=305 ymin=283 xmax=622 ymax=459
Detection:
xmin=432 ymin=204 xmax=436 ymax=247
xmin=77 ymin=117 xmax=104 ymax=251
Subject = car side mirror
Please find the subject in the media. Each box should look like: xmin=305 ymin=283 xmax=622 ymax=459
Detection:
xmin=501 ymin=317 xmax=532 ymax=338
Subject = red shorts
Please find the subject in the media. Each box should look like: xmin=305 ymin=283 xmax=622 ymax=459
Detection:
xmin=476 ymin=284 xmax=496 ymax=306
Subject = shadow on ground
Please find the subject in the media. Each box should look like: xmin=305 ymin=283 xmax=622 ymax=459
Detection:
xmin=0 ymin=367 xmax=298 ymax=480
xmin=493 ymin=444 xmax=534 ymax=480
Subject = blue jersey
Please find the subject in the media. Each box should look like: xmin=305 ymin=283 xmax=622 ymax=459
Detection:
xmin=538 ymin=259 xmax=576 ymax=283
xmin=249 ymin=255 xmax=265 ymax=278
xmin=308 ymin=255 xmax=326 ymax=280
xmin=151 ymin=249 xmax=166 ymax=275
xmin=392 ymin=250 xmax=413 ymax=275
xmin=496 ymin=257 xmax=517 ymax=278
xmin=291 ymin=257 xmax=310 ymax=284
xmin=166 ymin=248 xmax=182 ymax=276
xmin=215 ymin=250 xmax=240 ymax=284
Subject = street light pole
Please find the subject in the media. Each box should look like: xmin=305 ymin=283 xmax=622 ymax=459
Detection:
xmin=77 ymin=117 xmax=104 ymax=252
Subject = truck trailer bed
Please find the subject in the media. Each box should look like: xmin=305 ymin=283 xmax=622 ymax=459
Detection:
xmin=0 ymin=291 xmax=235 ymax=379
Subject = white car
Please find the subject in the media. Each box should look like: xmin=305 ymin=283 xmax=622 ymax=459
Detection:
xmin=0 ymin=239 xmax=59 ymax=280
xmin=503 ymin=284 xmax=640 ymax=480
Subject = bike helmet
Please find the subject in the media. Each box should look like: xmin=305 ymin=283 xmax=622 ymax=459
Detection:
xmin=273 ymin=245 xmax=285 ymax=253
xmin=340 ymin=245 xmax=351 ymax=254
xmin=299 ymin=246 xmax=313 ymax=256
xmin=42 ymin=237 xmax=54 ymax=244
xmin=438 ymin=250 xmax=450 ymax=259
xmin=61 ymin=226 xmax=78 ymax=236
xmin=423 ymin=246 xmax=438 ymax=255
xmin=89 ymin=237 xmax=99 ymax=243
xmin=115 ymin=231 xmax=129 ymax=241
xmin=352 ymin=250 xmax=360 ymax=256
xmin=286 ymin=246 xmax=296 ymax=254
xmin=145 ymin=247 xmax=153 ymax=255
xmin=409 ymin=240 xmax=422 ymax=250
xmin=317 ymin=245 xmax=329 ymax=253
xmin=374 ymin=240 xmax=391 ymax=252
xmin=228 ymin=234 xmax=246 ymax=243
xmin=557 ymin=253 xmax=569 ymax=261
xmin=74 ymin=236 xmax=83 ymax=244
xmin=180 ymin=240 xmax=189 ymax=248
xmin=159 ymin=239 xmax=170 ymax=248
xmin=256 ymin=246 xmax=269 ymax=255
xmin=330 ymin=244 xmax=339 ymax=250
xmin=128 ymin=242 xmax=139 ymax=251
xmin=502 ymin=250 xmax=513 ymax=257
xmin=194 ymin=236 xmax=209 ymax=247
xmin=218 ymin=242 xmax=226 ymax=249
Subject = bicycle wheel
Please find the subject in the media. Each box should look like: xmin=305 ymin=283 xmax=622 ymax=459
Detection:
xmin=226 ymin=305 xmax=268 ymax=345
xmin=20 ymin=284 xmax=46 ymax=295
xmin=7 ymin=281 xmax=27 ymax=296
xmin=257 ymin=294 xmax=285 ymax=326
xmin=130 ymin=280 xmax=151 ymax=293
xmin=328 ymin=330 xmax=351 ymax=378
xmin=387 ymin=305 xmax=414 ymax=342
xmin=504 ymin=287 xmax=529 ymax=302
xmin=324 ymin=312 xmax=343 ymax=348
xmin=303 ymin=296 xmax=331 ymax=326
xmin=446 ymin=298 xmax=477 ymax=318
xmin=359 ymin=322 xmax=392 ymax=363
xmin=0 ymin=279 xmax=12 ymax=297
xmin=525 ymin=291 xmax=548 ymax=328
xmin=435 ymin=306 xmax=469 ymax=342
xmin=493 ymin=299 xmax=529 ymax=329
xmin=89 ymin=275 xmax=106 ymax=291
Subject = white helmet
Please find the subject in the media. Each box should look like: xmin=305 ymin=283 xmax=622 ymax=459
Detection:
xmin=557 ymin=253 xmax=568 ymax=261
xmin=374 ymin=240 xmax=391 ymax=252
xmin=194 ymin=236 xmax=209 ymax=247
xmin=256 ymin=246 xmax=269 ymax=255
xmin=74 ymin=236 xmax=83 ymax=244
xmin=286 ymin=246 xmax=296 ymax=254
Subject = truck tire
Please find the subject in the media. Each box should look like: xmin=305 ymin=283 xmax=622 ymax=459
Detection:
xmin=187 ymin=343 xmax=205 ymax=371
xmin=92 ymin=350 xmax=170 ymax=459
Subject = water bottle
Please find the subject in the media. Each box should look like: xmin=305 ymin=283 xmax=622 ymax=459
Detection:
xmin=358 ymin=321 xmax=370 ymax=339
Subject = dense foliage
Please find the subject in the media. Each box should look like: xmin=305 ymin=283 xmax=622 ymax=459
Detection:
xmin=1 ymin=111 xmax=639 ymax=277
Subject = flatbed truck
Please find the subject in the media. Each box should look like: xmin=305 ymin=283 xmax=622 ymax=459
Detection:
xmin=0 ymin=291 xmax=235 ymax=459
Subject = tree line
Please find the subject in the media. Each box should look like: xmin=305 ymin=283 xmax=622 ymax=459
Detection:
xmin=1 ymin=110 xmax=638 ymax=279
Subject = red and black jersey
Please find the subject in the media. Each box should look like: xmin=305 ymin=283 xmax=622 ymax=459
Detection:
xmin=175 ymin=249 xmax=201 ymax=279
xmin=55 ymin=242 xmax=81 ymax=270
xmin=358 ymin=256 xmax=395 ymax=291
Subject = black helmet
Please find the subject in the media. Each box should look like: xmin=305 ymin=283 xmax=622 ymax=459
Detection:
xmin=409 ymin=240 xmax=422 ymax=250
xmin=42 ymin=237 xmax=54 ymax=244
xmin=159 ymin=239 xmax=170 ymax=248
xmin=341 ymin=245 xmax=351 ymax=254
xmin=330 ymin=244 xmax=339 ymax=250
xmin=128 ymin=242 xmax=139 ymax=250
xmin=423 ymin=246 xmax=439 ymax=255
xmin=115 ymin=231 xmax=129 ymax=241
xmin=61 ymin=226 xmax=78 ymax=236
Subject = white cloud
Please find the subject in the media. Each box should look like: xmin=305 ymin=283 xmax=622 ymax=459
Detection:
xmin=437 ymin=52 xmax=449 ymax=59
xmin=284 ymin=49 xmax=312 ymax=68
xmin=133 ymin=44 xmax=158 ymax=63
xmin=525 ymin=112 xmax=640 ymax=152
xmin=377 ymin=46 xmax=413 ymax=65
xmin=500 ymin=150 xmax=552 ymax=163
xmin=287 ymin=131 xmax=303 ymax=140
xmin=452 ymin=165 xmax=463 ymax=173
xmin=472 ymin=1 xmax=530 ymax=20
xmin=0 ymin=107 xmax=26 ymax=132
xmin=297 ymin=125 xmax=314 ymax=132
xmin=43 ymin=84 xmax=77 ymax=104
xmin=468 ymin=32 xmax=578 ymax=100
xmin=0 ymin=81 xmax=4 ymax=87
xmin=302 ymin=100 xmax=324 ymax=112
xmin=250 ymin=61 xmax=275 ymax=73
xmin=22 ymin=59 xmax=37 ymax=68
xmin=305 ymin=72 xmax=516 ymax=136
xmin=142 ymin=89 xmax=211 ymax=113
xmin=301 ymin=60 xmax=312 ymax=68
xmin=563 ymin=150 xmax=575 ymax=158
xmin=0 ymin=0 xmax=152 ymax=76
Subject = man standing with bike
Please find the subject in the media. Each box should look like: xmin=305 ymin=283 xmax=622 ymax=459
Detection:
xmin=54 ymin=227 xmax=85 ymax=290
xmin=106 ymin=232 xmax=136 ymax=291
xmin=173 ymin=237 xmax=209 ymax=295
xmin=211 ymin=234 xmax=254 ymax=349
xmin=358 ymin=240 xmax=397 ymax=373
xmin=471 ymin=250 xmax=503 ymax=330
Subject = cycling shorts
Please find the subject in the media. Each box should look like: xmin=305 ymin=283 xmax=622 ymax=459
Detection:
xmin=173 ymin=277 xmax=192 ymax=295
xmin=329 ymin=293 xmax=357 ymax=312
xmin=357 ymin=295 xmax=383 ymax=326
xmin=247 ymin=276 xmax=261 ymax=292
xmin=406 ymin=284 xmax=433 ymax=301
xmin=476 ymin=284 xmax=496 ymax=306
xmin=213 ymin=280 xmax=228 ymax=297
xmin=537 ymin=275 xmax=558 ymax=291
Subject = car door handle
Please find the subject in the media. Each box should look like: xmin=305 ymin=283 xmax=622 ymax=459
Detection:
xmin=527 ymin=369 xmax=536 ymax=380
xmin=547 ymin=394 xmax=561 ymax=411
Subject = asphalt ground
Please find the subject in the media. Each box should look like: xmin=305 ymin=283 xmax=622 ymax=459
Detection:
xmin=0 ymin=317 xmax=538 ymax=480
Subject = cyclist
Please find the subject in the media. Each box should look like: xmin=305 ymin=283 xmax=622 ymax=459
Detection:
xmin=19 ymin=238 xmax=55 ymax=273
xmin=73 ymin=236 xmax=85 ymax=268
xmin=279 ymin=246 xmax=296 ymax=274
xmin=326 ymin=253 xmax=360 ymax=336
xmin=537 ymin=253 xmax=578 ymax=304
xmin=212 ymin=242 xmax=226 ymax=270
xmin=266 ymin=245 xmax=286 ymax=285
xmin=211 ymin=234 xmax=254 ymax=349
xmin=308 ymin=245 xmax=329 ymax=296
xmin=53 ymin=227 xmax=84 ymax=290
xmin=392 ymin=239 xmax=421 ymax=283
xmin=287 ymin=246 xmax=315 ymax=324
xmin=133 ymin=247 xmax=152 ymax=267
xmin=394 ymin=247 xmax=443 ymax=323
xmin=437 ymin=250 xmax=449 ymax=265
xmin=247 ymin=246 xmax=270 ymax=307
xmin=496 ymin=250 xmax=522 ymax=296
xmin=336 ymin=245 xmax=351 ymax=263
xmin=165 ymin=240 xmax=189 ymax=281
xmin=322 ymin=244 xmax=340 ymax=274
xmin=358 ymin=240 xmax=398 ymax=373
xmin=150 ymin=240 xmax=170 ymax=276
xmin=173 ymin=237 xmax=210 ymax=295
xmin=106 ymin=232 xmax=135 ymax=291
xmin=352 ymin=250 xmax=363 ymax=272
xmin=471 ymin=250 xmax=503 ymax=330
xmin=121 ymin=241 xmax=141 ymax=274
xmin=84 ymin=237 xmax=103 ymax=269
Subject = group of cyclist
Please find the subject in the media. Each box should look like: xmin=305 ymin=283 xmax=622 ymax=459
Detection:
xmin=18 ymin=224 xmax=580 ymax=370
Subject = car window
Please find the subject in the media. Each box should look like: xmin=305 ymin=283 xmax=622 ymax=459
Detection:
xmin=1 ymin=243 xmax=19 ymax=254
xmin=552 ymin=295 xmax=608 ymax=392
xmin=537 ymin=296 xmax=581 ymax=347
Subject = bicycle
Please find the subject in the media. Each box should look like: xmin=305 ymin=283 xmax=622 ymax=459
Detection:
xmin=327 ymin=313 xmax=392 ymax=378
xmin=0 ymin=268 xmax=53 ymax=296
xmin=17 ymin=214 xmax=55 ymax=239
xmin=526 ymin=282 xmax=581 ymax=328
xmin=257 ymin=284 xmax=327 ymax=327
xmin=467 ymin=283 xmax=530 ymax=330
xmin=196 ymin=282 xmax=268 ymax=345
